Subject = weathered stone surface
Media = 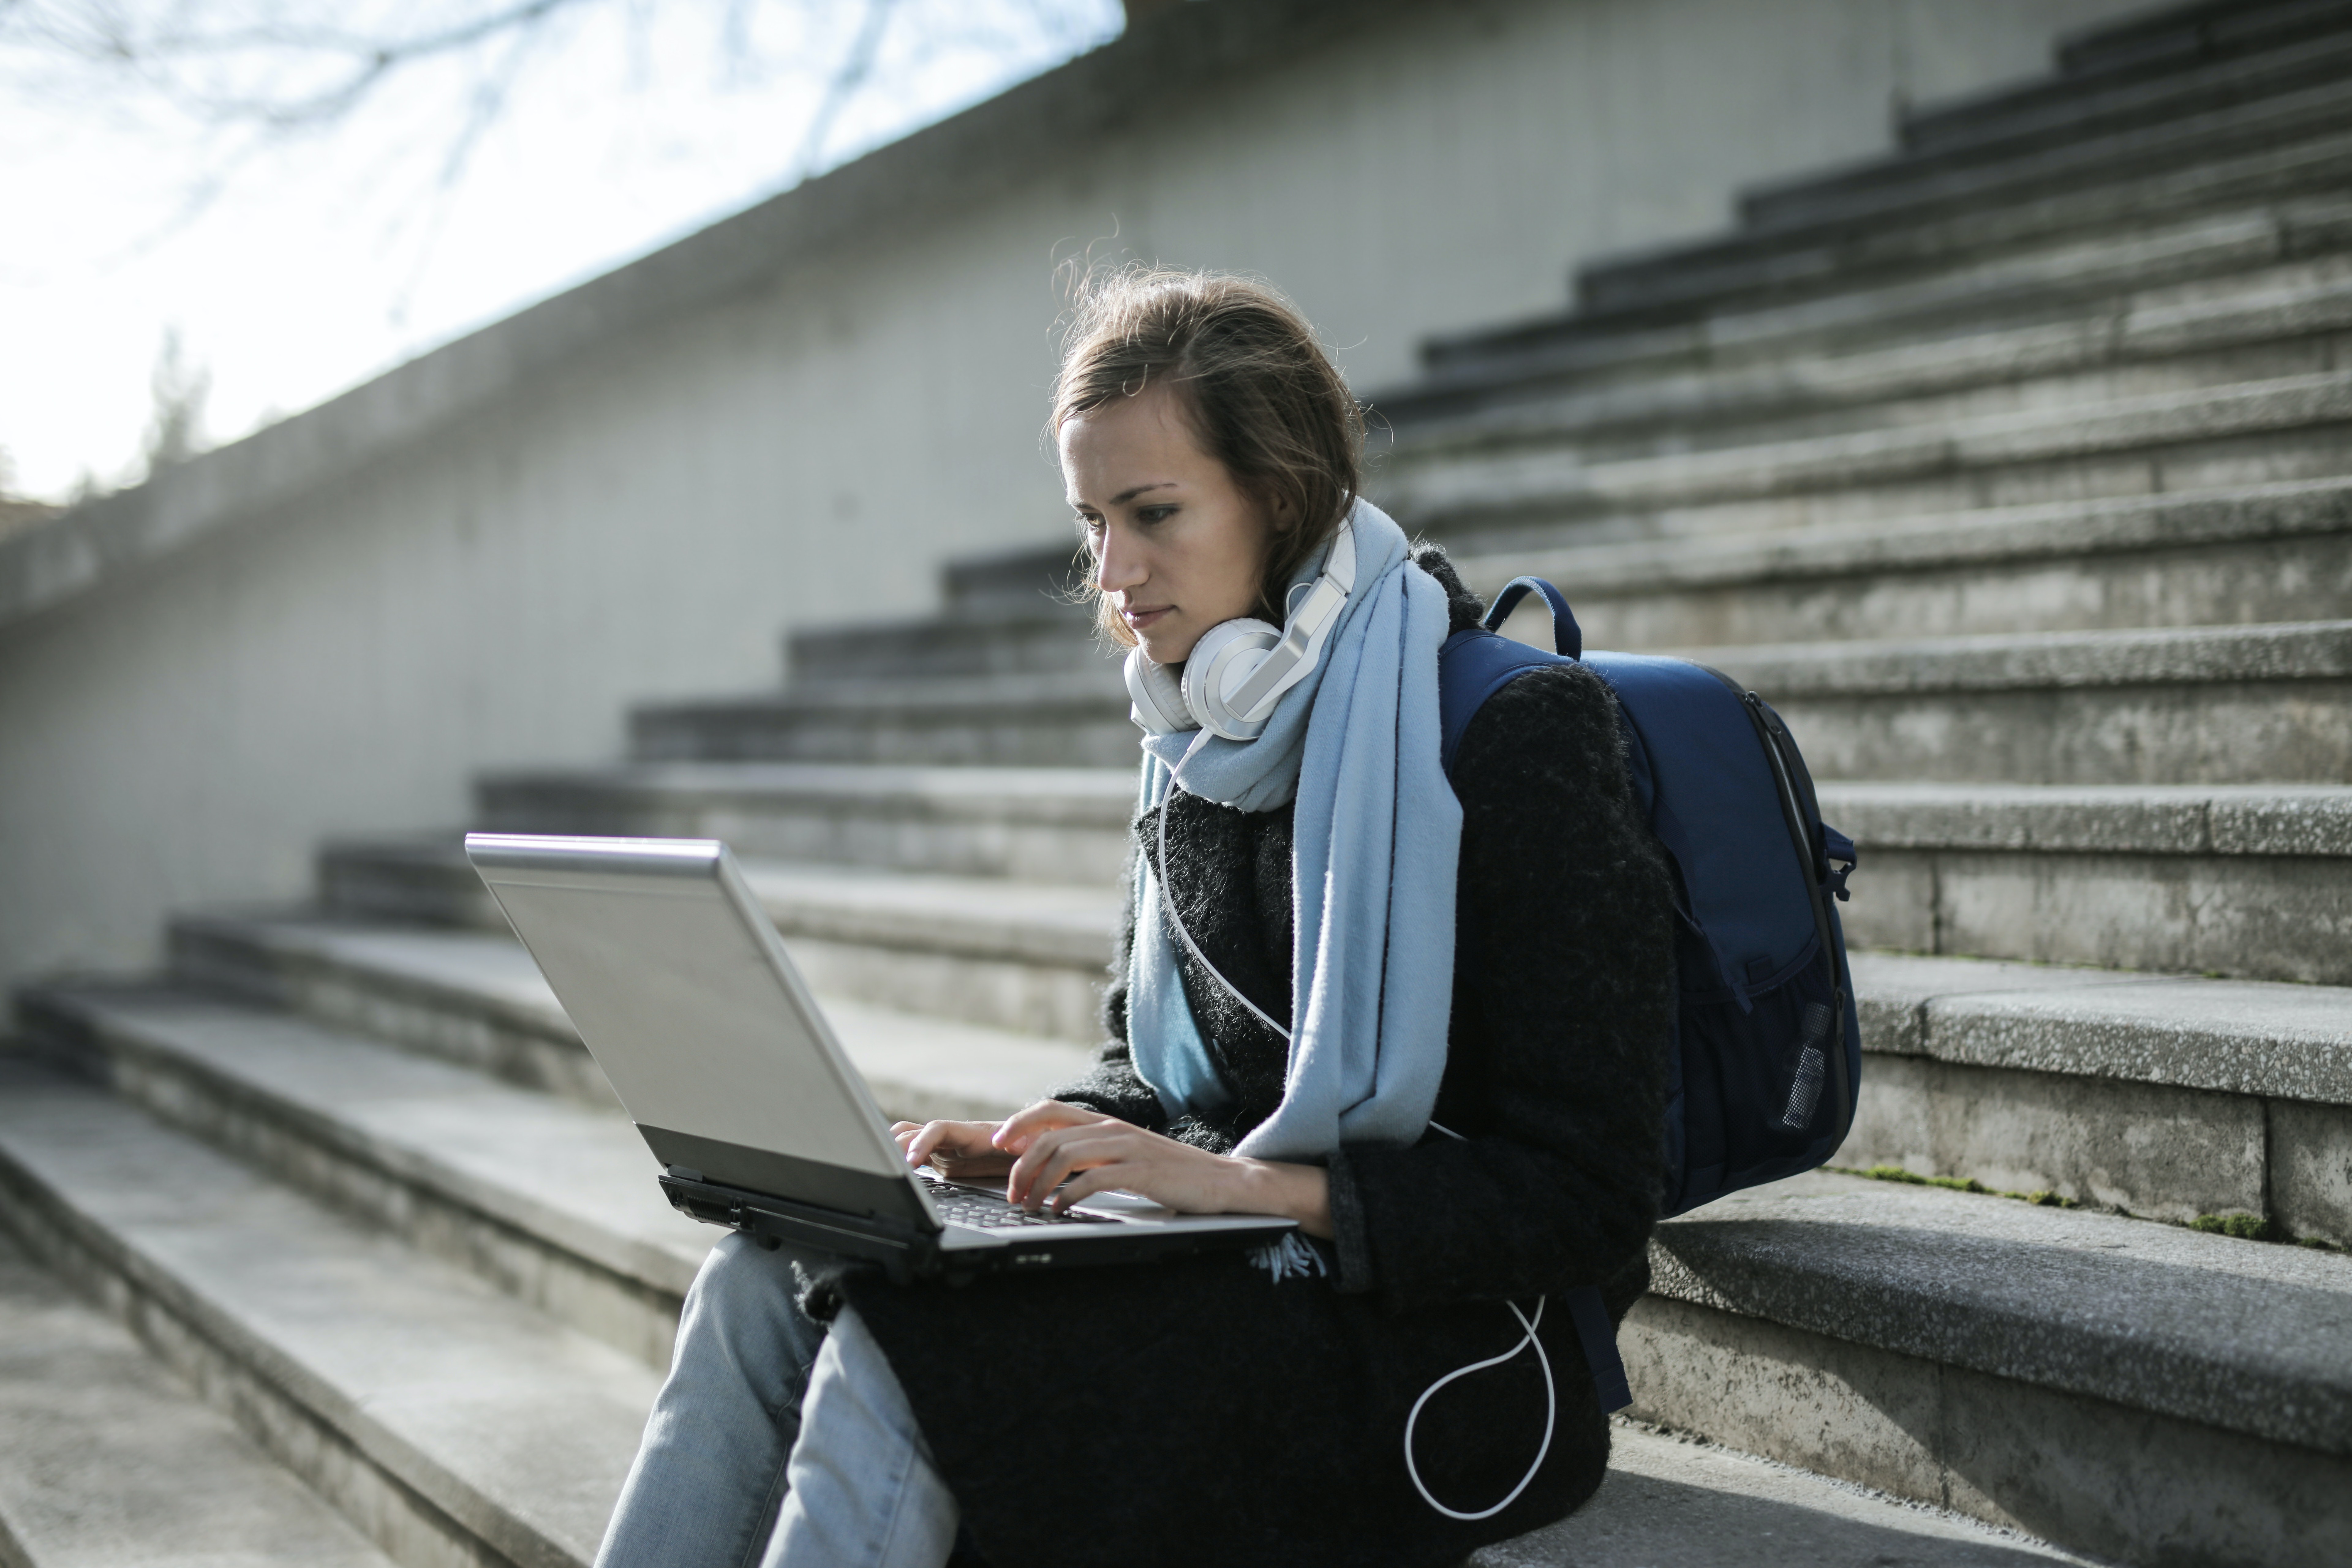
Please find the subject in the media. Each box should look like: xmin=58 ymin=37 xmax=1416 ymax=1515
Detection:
xmin=1621 ymin=1289 xmax=2352 ymax=1567
xmin=1821 ymin=780 xmax=2352 ymax=853
xmin=1851 ymin=951 xmax=2352 ymax=1102
xmin=1737 ymin=616 xmax=2352 ymax=686
xmin=161 ymin=912 xmax=1092 ymax=1118
xmin=171 ymin=912 xmax=618 ymax=1103
xmin=1776 ymin=675 xmax=2352 ymax=783
xmin=1555 ymin=104 xmax=2352 ymax=349
xmin=1501 ymin=497 xmax=2352 ymax=649
xmin=629 ymin=670 xmax=1133 ymax=768
xmin=1649 ymin=1170 xmax=2352 ymax=1455
xmin=21 ymin=985 xmax=710 ymax=1365
xmin=1387 ymin=367 xmax=2352 ymax=526
xmin=1621 ymin=1292 xmax=1946 ymax=1503
xmin=1850 ymin=844 xmax=2352 ymax=983
xmin=742 ymin=862 xmax=1118 ymax=970
xmin=1473 ymin=1422 xmax=2092 ymax=1567
xmin=0 ymin=1232 xmax=399 ymax=1568
xmin=0 ymin=1062 xmax=659 ymax=1568
xmin=477 ymin=764 xmax=1138 ymax=884
xmin=1838 ymin=1052 xmax=2269 ymax=1219
xmin=2274 ymin=1098 xmax=2352 ymax=1249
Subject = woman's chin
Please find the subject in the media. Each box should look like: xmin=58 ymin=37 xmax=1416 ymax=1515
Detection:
xmin=1135 ymin=629 xmax=1197 ymax=667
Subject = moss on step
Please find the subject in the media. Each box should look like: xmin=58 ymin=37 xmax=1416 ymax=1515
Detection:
xmin=1833 ymin=1163 xmax=2081 ymax=1208
xmin=1831 ymin=1167 xmax=2348 ymax=1252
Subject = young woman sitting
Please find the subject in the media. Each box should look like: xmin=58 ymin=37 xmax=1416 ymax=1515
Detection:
xmin=593 ymin=269 xmax=1677 ymax=1568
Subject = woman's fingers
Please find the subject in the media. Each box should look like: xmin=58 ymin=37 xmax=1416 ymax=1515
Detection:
xmin=1046 ymin=1164 xmax=1131 ymax=1213
xmin=903 ymin=1118 xmax=995 ymax=1168
xmin=1007 ymin=1125 xmax=1121 ymax=1209
xmin=1011 ymin=1126 xmax=1168 ymax=1211
xmin=991 ymin=1099 xmax=1110 ymax=1155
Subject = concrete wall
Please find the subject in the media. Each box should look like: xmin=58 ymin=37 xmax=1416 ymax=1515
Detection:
xmin=0 ymin=0 xmax=2150 ymax=992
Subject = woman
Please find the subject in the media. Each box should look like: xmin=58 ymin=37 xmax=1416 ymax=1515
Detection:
xmin=594 ymin=271 xmax=1676 ymax=1568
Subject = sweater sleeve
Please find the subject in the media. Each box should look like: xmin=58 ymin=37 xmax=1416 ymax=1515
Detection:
xmin=1327 ymin=662 xmax=1676 ymax=1309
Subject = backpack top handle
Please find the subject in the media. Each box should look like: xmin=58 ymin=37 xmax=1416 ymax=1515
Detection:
xmin=1482 ymin=577 xmax=1582 ymax=660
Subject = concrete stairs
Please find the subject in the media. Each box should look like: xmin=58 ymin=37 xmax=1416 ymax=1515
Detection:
xmin=0 ymin=1226 xmax=399 ymax=1568
xmin=6 ymin=3 xmax=2352 ymax=1563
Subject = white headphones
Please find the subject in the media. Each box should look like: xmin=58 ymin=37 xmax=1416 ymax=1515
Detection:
xmin=1122 ymin=521 xmax=1359 ymax=742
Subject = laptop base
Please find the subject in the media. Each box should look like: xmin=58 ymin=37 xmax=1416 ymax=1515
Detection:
xmin=659 ymin=1169 xmax=1292 ymax=1283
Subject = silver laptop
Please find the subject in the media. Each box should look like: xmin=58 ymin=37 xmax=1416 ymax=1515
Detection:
xmin=463 ymin=833 xmax=1295 ymax=1277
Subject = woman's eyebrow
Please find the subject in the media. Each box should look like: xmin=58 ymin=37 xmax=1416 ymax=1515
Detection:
xmin=1111 ymin=481 xmax=1179 ymax=504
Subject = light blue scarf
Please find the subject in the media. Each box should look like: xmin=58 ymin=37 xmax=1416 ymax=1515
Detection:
xmin=1127 ymin=499 xmax=1462 ymax=1163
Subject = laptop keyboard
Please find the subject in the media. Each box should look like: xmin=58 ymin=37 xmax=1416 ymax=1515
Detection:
xmin=922 ymin=1180 xmax=1116 ymax=1229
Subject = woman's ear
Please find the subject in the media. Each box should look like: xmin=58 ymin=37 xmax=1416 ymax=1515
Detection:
xmin=1268 ymin=491 xmax=1298 ymax=534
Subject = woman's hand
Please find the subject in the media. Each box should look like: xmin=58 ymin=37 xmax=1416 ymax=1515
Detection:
xmin=891 ymin=1100 xmax=1114 ymax=1182
xmin=995 ymin=1102 xmax=1333 ymax=1238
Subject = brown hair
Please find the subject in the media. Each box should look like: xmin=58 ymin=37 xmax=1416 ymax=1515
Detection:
xmin=1052 ymin=267 xmax=1364 ymax=648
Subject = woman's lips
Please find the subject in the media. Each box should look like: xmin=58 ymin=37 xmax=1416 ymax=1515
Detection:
xmin=1121 ymin=604 xmax=1172 ymax=632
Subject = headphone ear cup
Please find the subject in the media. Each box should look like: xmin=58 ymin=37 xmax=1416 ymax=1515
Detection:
xmin=1123 ymin=647 xmax=1197 ymax=735
xmin=1182 ymin=618 xmax=1284 ymax=741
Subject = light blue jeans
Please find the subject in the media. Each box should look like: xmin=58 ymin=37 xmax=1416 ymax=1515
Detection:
xmin=595 ymin=1233 xmax=961 ymax=1568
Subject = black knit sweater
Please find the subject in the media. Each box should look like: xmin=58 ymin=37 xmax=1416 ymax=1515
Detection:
xmin=834 ymin=549 xmax=1677 ymax=1568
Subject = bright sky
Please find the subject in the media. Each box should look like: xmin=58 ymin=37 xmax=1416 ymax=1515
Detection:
xmin=0 ymin=1 xmax=1125 ymax=502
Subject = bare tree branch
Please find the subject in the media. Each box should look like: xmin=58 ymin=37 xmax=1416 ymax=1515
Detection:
xmin=789 ymin=0 xmax=899 ymax=183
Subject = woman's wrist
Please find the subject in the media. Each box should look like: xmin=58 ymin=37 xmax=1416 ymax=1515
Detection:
xmin=1230 ymin=1157 xmax=1332 ymax=1238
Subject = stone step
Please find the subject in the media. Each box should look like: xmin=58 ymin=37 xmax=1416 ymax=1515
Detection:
xmin=0 ymin=1060 xmax=659 ymax=1568
xmin=2045 ymin=0 xmax=2352 ymax=91
xmin=741 ymin=862 xmax=1116 ymax=1042
xmin=1573 ymin=73 xmax=2352 ymax=322
xmin=14 ymin=997 xmax=2342 ymax=1566
xmin=1737 ymin=21 xmax=2352 ymax=235
xmin=1625 ymin=1167 xmax=2352 ymax=1567
xmin=220 ymin=851 xmax=2352 ymax=1236
xmin=940 ymin=538 xmax=1088 ymax=616
xmin=1904 ymin=0 xmax=2352 ymax=159
xmin=692 ymin=477 xmax=2352 ymax=702
xmin=0 ymin=1061 xmax=2118 ymax=1568
xmin=1401 ymin=193 xmax=2352 ymax=422
xmin=476 ymin=762 xmax=1138 ymax=881
xmin=629 ymin=668 xmax=1135 ymax=769
xmin=1389 ymin=239 xmax=2352 ymax=453
xmin=1716 ymin=618 xmax=2352 ymax=785
xmin=1823 ymin=780 xmax=2352 ymax=983
xmin=1455 ymin=476 xmax=2352 ymax=648
xmin=369 ymin=756 xmax=2352 ymax=987
xmin=317 ymin=836 xmax=1121 ymax=1043
xmin=16 ymin=982 xmax=710 ymax=1367
xmin=640 ymin=613 xmax=2352 ymax=783
xmin=0 ymin=1225 xmax=400 ymax=1568
xmin=786 ymin=598 xmax=1096 ymax=685
xmin=1848 ymin=952 xmax=2352 ymax=1242
xmin=1488 ymin=1421 xmax=2096 ymax=1566
xmin=1387 ymin=368 xmax=2352 ymax=541
xmin=1430 ymin=118 xmax=2352 ymax=382
xmin=699 ymin=468 xmax=2352 ymax=728
xmin=162 ymin=908 xmax=1097 ymax=1111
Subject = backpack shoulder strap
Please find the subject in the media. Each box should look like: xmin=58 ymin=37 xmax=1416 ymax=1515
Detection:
xmin=1438 ymin=629 xmax=1576 ymax=775
xmin=1437 ymin=577 xmax=1583 ymax=776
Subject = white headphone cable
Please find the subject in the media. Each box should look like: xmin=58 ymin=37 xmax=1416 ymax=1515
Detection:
xmin=1156 ymin=806 xmax=1558 ymax=1522
xmin=1154 ymin=798 xmax=1293 ymax=1043
xmin=1403 ymin=1296 xmax=1556 ymax=1521
xmin=1405 ymin=1119 xmax=1555 ymax=1522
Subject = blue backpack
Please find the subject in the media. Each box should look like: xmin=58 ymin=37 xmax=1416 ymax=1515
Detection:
xmin=1436 ymin=575 xmax=1862 ymax=1409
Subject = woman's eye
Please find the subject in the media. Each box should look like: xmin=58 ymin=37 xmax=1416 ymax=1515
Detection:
xmin=1136 ymin=506 xmax=1177 ymax=525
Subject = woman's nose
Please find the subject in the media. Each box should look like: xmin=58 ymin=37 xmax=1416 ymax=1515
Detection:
xmin=1094 ymin=524 xmax=1146 ymax=595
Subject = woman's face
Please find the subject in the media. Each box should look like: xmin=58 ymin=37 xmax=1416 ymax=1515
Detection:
xmin=1061 ymin=386 xmax=1287 ymax=666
